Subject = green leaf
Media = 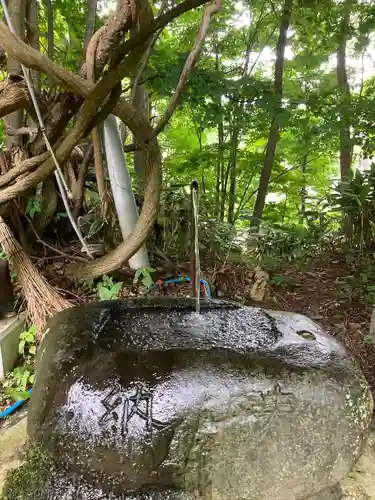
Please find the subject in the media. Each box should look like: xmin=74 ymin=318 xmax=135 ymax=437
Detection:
xmin=25 ymin=333 xmax=35 ymax=343
xmin=142 ymin=274 xmax=154 ymax=288
xmin=26 ymin=195 xmax=42 ymax=219
xmin=111 ymin=282 xmax=123 ymax=295
xmin=97 ymin=286 xmax=113 ymax=301
xmin=20 ymin=370 xmax=31 ymax=391
xmin=4 ymin=387 xmax=31 ymax=402
xmin=29 ymin=345 xmax=37 ymax=355
xmin=101 ymin=275 xmax=113 ymax=286
xmin=134 ymin=269 xmax=142 ymax=284
xmin=28 ymin=324 xmax=38 ymax=336
xmin=18 ymin=340 xmax=25 ymax=355
xmin=88 ymin=218 xmax=105 ymax=238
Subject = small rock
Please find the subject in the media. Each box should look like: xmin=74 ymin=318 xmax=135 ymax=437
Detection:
xmin=250 ymin=270 xmax=270 ymax=301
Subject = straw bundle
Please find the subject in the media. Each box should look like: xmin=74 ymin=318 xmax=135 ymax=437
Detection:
xmin=0 ymin=216 xmax=71 ymax=336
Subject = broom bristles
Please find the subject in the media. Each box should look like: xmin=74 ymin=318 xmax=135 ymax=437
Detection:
xmin=0 ymin=217 xmax=71 ymax=337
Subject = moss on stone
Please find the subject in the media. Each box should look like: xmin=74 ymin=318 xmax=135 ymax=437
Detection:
xmin=2 ymin=444 xmax=55 ymax=500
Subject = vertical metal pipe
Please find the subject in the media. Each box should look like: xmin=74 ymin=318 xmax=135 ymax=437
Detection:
xmin=191 ymin=180 xmax=200 ymax=312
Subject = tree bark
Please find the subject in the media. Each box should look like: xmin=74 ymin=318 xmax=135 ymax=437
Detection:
xmin=252 ymin=0 xmax=292 ymax=226
xmin=337 ymin=0 xmax=352 ymax=179
xmin=227 ymin=129 xmax=239 ymax=224
xmin=43 ymin=0 xmax=53 ymax=61
xmin=72 ymin=144 xmax=93 ymax=218
xmin=300 ymin=149 xmax=308 ymax=221
xmin=26 ymin=0 xmax=40 ymax=90
xmin=5 ymin=0 xmax=26 ymax=148
xmin=132 ymin=83 xmax=150 ymax=185
xmin=32 ymin=177 xmax=58 ymax=235
xmin=215 ymin=44 xmax=223 ymax=220
xmin=84 ymin=0 xmax=97 ymax=55
xmin=216 ymin=118 xmax=224 ymax=219
xmin=43 ymin=0 xmax=54 ymax=91
xmin=86 ymin=24 xmax=110 ymax=219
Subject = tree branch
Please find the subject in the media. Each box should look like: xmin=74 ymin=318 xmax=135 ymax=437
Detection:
xmin=155 ymin=0 xmax=221 ymax=134
xmin=6 ymin=125 xmax=37 ymax=136
xmin=0 ymin=0 xmax=212 ymax=95
xmin=0 ymin=24 xmax=152 ymax=153
xmin=131 ymin=0 xmax=169 ymax=101
xmin=0 ymin=42 xmax=162 ymax=282
xmin=0 ymin=149 xmax=54 ymax=189
xmin=0 ymin=23 xmax=88 ymax=91
xmin=117 ymin=0 xmax=213 ymax=61
xmin=0 ymin=0 xmax=212 ymax=279
xmin=5 ymin=0 xmax=26 ymax=149
xmin=0 ymin=76 xmax=115 ymax=203
xmin=80 ymin=0 xmax=153 ymax=79
xmin=0 ymin=79 xmax=30 ymax=117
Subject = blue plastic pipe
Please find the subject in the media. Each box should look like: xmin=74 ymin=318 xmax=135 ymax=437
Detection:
xmin=0 ymin=388 xmax=32 ymax=420
xmin=161 ymin=277 xmax=212 ymax=298
xmin=200 ymin=279 xmax=212 ymax=298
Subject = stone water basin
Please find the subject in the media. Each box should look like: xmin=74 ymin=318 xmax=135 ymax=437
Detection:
xmin=4 ymin=297 xmax=373 ymax=499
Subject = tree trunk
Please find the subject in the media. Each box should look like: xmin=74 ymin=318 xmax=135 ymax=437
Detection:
xmin=42 ymin=0 xmax=54 ymax=93
xmin=72 ymin=144 xmax=93 ymax=218
xmin=44 ymin=0 xmax=53 ymax=61
xmin=84 ymin=0 xmax=97 ymax=55
xmin=337 ymin=0 xmax=352 ymax=179
xmin=132 ymin=83 xmax=150 ymax=186
xmin=251 ymin=0 xmax=292 ymax=226
xmin=227 ymin=129 xmax=239 ymax=225
xmin=92 ymin=126 xmax=109 ymax=218
xmin=300 ymin=142 xmax=309 ymax=221
xmin=221 ymin=160 xmax=230 ymax=220
xmin=32 ymin=177 xmax=58 ymax=235
xmin=26 ymin=0 xmax=40 ymax=91
xmin=215 ymin=44 xmax=223 ymax=220
xmin=5 ymin=0 xmax=26 ymax=149
xmin=216 ymin=119 xmax=224 ymax=219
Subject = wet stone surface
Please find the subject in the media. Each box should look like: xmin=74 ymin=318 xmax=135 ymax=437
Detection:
xmin=4 ymin=298 xmax=374 ymax=500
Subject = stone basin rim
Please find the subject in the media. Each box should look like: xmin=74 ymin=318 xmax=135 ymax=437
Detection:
xmin=94 ymin=296 xmax=243 ymax=311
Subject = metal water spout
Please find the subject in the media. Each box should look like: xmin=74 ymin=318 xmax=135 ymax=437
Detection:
xmin=191 ymin=181 xmax=200 ymax=313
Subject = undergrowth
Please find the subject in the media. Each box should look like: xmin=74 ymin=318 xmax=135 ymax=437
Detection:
xmin=1 ymin=324 xmax=38 ymax=409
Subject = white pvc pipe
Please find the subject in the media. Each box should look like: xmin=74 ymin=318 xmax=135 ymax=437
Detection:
xmin=103 ymin=114 xmax=149 ymax=270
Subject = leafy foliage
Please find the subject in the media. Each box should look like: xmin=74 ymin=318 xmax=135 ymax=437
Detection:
xmin=26 ymin=195 xmax=42 ymax=219
xmin=133 ymin=267 xmax=156 ymax=288
xmin=95 ymin=275 xmax=123 ymax=301
xmin=329 ymin=166 xmax=375 ymax=247
xmin=3 ymin=324 xmax=38 ymax=402
xmin=2 ymin=0 xmax=375 ymax=277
